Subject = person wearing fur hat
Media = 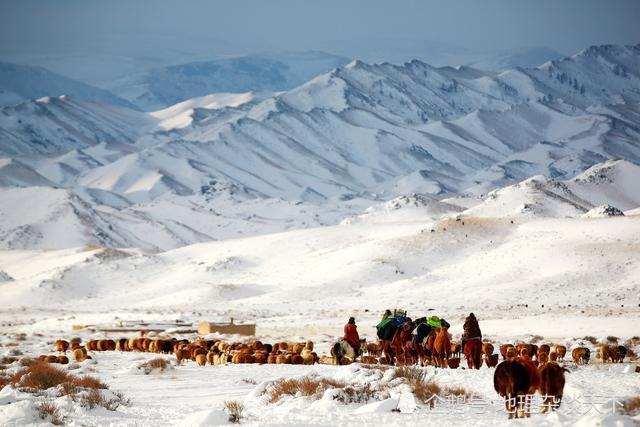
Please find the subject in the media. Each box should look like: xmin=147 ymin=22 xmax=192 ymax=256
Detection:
xmin=461 ymin=312 xmax=482 ymax=350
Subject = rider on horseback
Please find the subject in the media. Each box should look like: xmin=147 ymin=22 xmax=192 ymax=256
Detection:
xmin=343 ymin=316 xmax=360 ymax=357
xmin=461 ymin=312 xmax=482 ymax=349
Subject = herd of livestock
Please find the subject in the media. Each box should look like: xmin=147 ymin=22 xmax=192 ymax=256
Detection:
xmin=32 ymin=335 xmax=633 ymax=419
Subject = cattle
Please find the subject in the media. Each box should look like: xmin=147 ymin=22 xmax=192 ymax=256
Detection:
xmin=554 ymin=345 xmax=567 ymax=361
xmin=572 ymin=347 xmax=590 ymax=365
xmin=538 ymin=362 xmax=566 ymax=413
xmin=494 ymin=360 xmax=531 ymax=419
xmin=500 ymin=344 xmax=515 ymax=360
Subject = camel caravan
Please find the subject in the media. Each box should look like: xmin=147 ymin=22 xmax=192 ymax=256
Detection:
xmin=37 ymin=311 xmax=633 ymax=418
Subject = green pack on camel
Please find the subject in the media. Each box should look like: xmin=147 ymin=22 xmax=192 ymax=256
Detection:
xmin=427 ymin=315 xmax=442 ymax=328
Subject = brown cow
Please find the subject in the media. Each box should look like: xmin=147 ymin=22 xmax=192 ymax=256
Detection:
xmin=554 ymin=345 xmax=567 ymax=361
xmin=500 ymin=344 xmax=515 ymax=360
xmin=494 ymin=360 xmax=531 ymax=419
xmin=539 ymin=362 xmax=565 ymax=413
xmin=486 ymin=354 xmax=500 ymax=368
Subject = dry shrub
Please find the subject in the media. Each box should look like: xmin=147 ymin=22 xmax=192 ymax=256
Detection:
xmin=19 ymin=358 xmax=40 ymax=367
xmin=79 ymin=389 xmax=125 ymax=411
xmin=606 ymin=336 xmax=619 ymax=344
xmin=443 ymin=385 xmax=477 ymax=399
xmin=140 ymin=358 xmax=171 ymax=374
xmin=392 ymin=366 xmax=425 ymax=382
xmin=241 ymin=377 xmax=257 ymax=385
xmin=623 ymin=397 xmax=640 ymax=416
xmin=0 ymin=356 xmax=19 ymax=364
xmin=336 ymin=383 xmax=385 ymax=404
xmin=13 ymin=363 xmax=69 ymax=390
xmin=224 ymin=400 xmax=244 ymax=423
xmin=266 ymin=377 xmax=345 ymax=404
xmin=530 ymin=335 xmax=544 ymax=344
xmin=72 ymin=375 xmax=107 ymax=389
xmin=59 ymin=381 xmax=80 ymax=398
xmin=80 ymin=389 xmax=104 ymax=409
xmin=412 ymin=379 xmax=441 ymax=403
xmin=582 ymin=336 xmax=598 ymax=345
xmin=36 ymin=401 xmax=63 ymax=425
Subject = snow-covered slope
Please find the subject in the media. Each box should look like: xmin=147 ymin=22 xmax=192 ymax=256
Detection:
xmin=1 ymin=44 xmax=640 ymax=250
xmin=461 ymin=160 xmax=640 ymax=218
xmin=0 ymin=96 xmax=154 ymax=157
xmin=0 ymin=61 xmax=137 ymax=109
xmin=109 ymin=51 xmax=350 ymax=111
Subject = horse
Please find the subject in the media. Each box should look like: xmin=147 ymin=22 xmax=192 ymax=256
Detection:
xmin=464 ymin=338 xmax=483 ymax=369
xmin=331 ymin=338 xmax=366 ymax=365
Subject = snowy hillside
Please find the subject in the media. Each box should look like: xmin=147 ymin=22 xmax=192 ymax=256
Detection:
xmin=1 ymin=44 xmax=640 ymax=250
xmin=0 ymin=61 xmax=137 ymax=109
xmin=108 ymin=51 xmax=350 ymax=111
xmin=462 ymin=160 xmax=640 ymax=218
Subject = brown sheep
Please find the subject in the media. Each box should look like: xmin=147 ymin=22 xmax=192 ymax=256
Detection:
xmin=450 ymin=342 xmax=462 ymax=358
xmin=195 ymin=354 xmax=207 ymax=366
xmin=554 ymin=345 xmax=567 ymax=361
xmin=572 ymin=347 xmax=590 ymax=365
xmin=254 ymin=352 xmax=268 ymax=364
xmin=494 ymin=360 xmax=531 ymax=419
xmin=55 ymin=340 xmax=69 ymax=353
xmin=539 ymin=362 xmax=566 ymax=413
xmin=506 ymin=347 xmax=517 ymax=360
xmin=549 ymin=352 xmax=558 ymax=362
xmin=57 ymin=355 xmax=69 ymax=364
xmin=73 ymin=347 xmax=88 ymax=362
xmin=366 ymin=342 xmax=382 ymax=357
xmin=174 ymin=348 xmax=191 ymax=364
xmin=360 ymin=355 xmax=378 ymax=364
xmin=45 ymin=355 xmax=58 ymax=363
xmin=290 ymin=354 xmax=303 ymax=365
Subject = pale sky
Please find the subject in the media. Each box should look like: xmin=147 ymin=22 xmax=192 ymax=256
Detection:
xmin=1 ymin=1 xmax=638 ymax=69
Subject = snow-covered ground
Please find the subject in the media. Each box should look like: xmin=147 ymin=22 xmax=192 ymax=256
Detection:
xmin=1 ymin=202 xmax=639 ymax=425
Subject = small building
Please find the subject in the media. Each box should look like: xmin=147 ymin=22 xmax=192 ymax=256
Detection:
xmin=197 ymin=320 xmax=256 ymax=336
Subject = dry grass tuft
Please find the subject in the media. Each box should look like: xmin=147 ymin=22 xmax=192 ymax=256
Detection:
xmin=139 ymin=358 xmax=171 ymax=374
xmin=80 ymin=389 xmax=105 ymax=409
xmin=412 ymin=379 xmax=441 ymax=403
xmin=530 ymin=335 xmax=544 ymax=344
xmin=36 ymin=401 xmax=63 ymax=425
xmin=224 ymin=400 xmax=245 ymax=423
xmin=266 ymin=377 xmax=345 ymax=404
xmin=12 ymin=363 xmax=69 ymax=391
xmin=71 ymin=375 xmax=107 ymax=390
xmin=623 ymin=397 xmax=640 ymax=416
xmin=392 ymin=366 xmax=425 ymax=382
xmin=582 ymin=336 xmax=598 ymax=345
xmin=443 ymin=385 xmax=477 ymax=399
xmin=606 ymin=336 xmax=619 ymax=344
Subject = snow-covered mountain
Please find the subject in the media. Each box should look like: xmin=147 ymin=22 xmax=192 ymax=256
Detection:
xmin=1 ymin=44 xmax=640 ymax=250
xmin=0 ymin=61 xmax=137 ymax=109
xmin=108 ymin=51 xmax=350 ymax=111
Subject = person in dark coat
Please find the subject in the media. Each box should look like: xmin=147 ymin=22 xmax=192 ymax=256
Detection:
xmin=461 ymin=312 xmax=482 ymax=349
